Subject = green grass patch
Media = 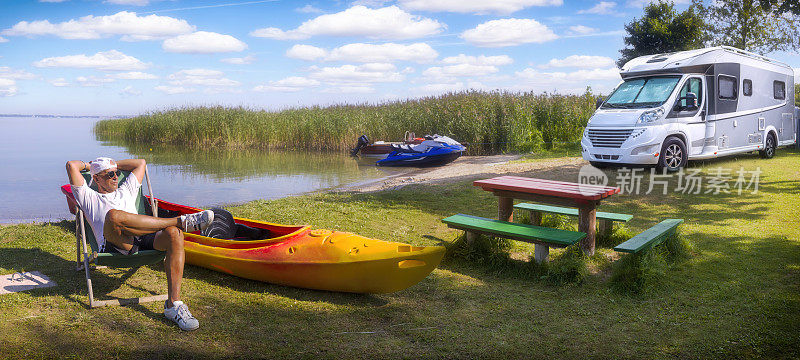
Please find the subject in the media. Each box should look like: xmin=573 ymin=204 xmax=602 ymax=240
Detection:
xmin=1 ymin=149 xmax=799 ymax=358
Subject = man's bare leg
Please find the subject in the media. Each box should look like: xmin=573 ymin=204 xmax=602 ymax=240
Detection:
xmin=103 ymin=209 xmax=181 ymax=250
xmin=153 ymin=226 xmax=185 ymax=306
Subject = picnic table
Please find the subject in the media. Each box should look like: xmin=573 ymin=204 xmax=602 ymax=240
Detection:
xmin=473 ymin=176 xmax=621 ymax=255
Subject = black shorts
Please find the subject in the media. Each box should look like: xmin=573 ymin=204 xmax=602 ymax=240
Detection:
xmin=131 ymin=232 xmax=157 ymax=253
xmin=105 ymin=232 xmax=156 ymax=254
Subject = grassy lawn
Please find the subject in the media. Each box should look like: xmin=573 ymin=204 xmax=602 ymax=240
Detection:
xmin=1 ymin=149 xmax=798 ymax=359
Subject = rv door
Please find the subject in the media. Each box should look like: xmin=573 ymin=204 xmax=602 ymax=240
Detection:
xmin=670 ymin=76 xmax=706 ymax=155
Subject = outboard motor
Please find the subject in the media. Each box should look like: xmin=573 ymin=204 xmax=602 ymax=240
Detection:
xmin=350 ymin=135 xmax=370 ymax=157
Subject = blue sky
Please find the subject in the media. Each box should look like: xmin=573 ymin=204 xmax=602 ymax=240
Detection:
xmin=1 ymin=0 xmax=798 ymax=116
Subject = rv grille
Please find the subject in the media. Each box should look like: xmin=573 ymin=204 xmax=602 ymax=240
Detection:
xmin=593 ymin=154 xmax=620 ymax=160
xmin=588 ymin=129 xmax=633 ymax=148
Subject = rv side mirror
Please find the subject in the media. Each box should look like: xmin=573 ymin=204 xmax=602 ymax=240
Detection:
xmin=678 ymin=92 xmax=698 ymax=111
xmin=595 ymin=97 xmax=605 ymax=109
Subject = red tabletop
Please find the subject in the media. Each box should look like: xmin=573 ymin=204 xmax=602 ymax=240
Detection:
xmin=473 ymin=176 xmax=620 ymax=201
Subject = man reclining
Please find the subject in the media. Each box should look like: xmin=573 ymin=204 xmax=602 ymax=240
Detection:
xmin=66 ymin=157 xmax=213 ymax=331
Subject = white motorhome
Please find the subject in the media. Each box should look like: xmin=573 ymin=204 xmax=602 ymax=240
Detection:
xmin=582 ymin=46 xmax=796 ymax=171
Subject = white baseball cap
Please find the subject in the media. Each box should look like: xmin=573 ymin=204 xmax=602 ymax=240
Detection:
xmin=90 ymin=157 xmax=117 ymax=176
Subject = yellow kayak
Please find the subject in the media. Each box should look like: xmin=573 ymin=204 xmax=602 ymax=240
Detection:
xmin=156 ymin=198 xmax=445 ymax=294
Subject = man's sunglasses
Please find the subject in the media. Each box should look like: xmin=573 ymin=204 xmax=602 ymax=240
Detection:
xmin=100 ymin=170 xmax=121 ymax=179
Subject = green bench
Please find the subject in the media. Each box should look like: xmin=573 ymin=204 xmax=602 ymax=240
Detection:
xmin=514 ymin=203 xmax=633 ymax=237
xmin=614 ymin=219 xmax=683 ymax=253
xmin=442 ymin=214 xmax=586 ymax=263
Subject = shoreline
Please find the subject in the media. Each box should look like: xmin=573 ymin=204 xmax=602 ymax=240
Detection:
xmin=2 ymin=154 xmax=585 ymax=226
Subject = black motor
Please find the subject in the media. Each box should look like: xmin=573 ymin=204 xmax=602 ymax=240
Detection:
xmin=350 ymin=134 xmax=370 ymax=157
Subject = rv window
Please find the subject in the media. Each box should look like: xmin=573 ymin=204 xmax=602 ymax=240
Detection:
xmin=603 ymin=76 xmax=681 ymax=108
xmin=718 ymin=75 xmax=737 ymax=100
xmin=743 ymin=79 xmax=752 ymax=96
xmin=774 ymin=81 xmax=786 ymax=100
xmin=678 ymin=78 xmax=703 ymax=108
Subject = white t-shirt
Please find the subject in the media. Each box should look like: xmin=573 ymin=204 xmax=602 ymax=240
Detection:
xmin=71 ymin=175 xmax=142 ymax=252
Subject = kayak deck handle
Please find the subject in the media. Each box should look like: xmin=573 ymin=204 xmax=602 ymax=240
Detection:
xmin=398 ymin=259 xmax=426 ymax=269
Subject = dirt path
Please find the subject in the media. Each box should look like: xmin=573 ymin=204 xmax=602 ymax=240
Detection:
xmin=342 ymin=155 xmax=586 ymax=192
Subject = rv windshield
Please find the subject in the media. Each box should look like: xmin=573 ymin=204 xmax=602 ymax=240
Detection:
xmin=602 ymin=76 xmax=681 ymax=109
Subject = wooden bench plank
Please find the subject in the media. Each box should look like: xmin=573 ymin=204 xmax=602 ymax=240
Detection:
xmin=474 ymin=176 xmax=620 ymax=200
xmin=613 ymin=219 xmax=683 ymax=253
xmin=514 ymin=203 xmax=633 ymax=222
xmin=442 ymin=214 xmax=586 ymax=247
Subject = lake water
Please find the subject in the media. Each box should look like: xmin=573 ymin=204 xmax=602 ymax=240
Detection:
xmin=0 ymin=116 xmax=405 ymax=223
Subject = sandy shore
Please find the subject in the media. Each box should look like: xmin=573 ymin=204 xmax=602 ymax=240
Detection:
xmin=342 ymin=155 xmax=585 ymax=192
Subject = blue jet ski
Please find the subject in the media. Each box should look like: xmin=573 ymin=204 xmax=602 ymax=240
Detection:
xmin=376 ymin=135 xmax=465 ymax=167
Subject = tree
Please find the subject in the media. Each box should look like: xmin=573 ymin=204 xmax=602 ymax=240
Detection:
xmin=693 ymin=0 xmax=800 ymax=54
xmin=795 ymin=83 xmax=799 ymax=107
xmin=617 ymin=1 xmax=705 ymax=68
xmin=759 ymin=0 xmax=800 ymax=15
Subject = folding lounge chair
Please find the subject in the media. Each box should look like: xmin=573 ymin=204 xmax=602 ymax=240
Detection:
xmin=60 ymin=167 xmax=167 ymax=308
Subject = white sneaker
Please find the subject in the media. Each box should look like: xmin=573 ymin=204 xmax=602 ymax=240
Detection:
xmin=164 ymin=300 xmax=200 ymax=331
xmin=181 ymin=210 xmax=214 ymax=233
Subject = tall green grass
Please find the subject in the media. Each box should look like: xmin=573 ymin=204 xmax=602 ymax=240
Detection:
xmin=94 ymin=90 xmax=597 ymax=155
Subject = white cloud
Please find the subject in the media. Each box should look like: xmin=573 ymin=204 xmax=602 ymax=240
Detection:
xmin=578 ymin=1 xmax=616 ymax=15
xmin=417 ymin=82 xmax=465 ymax=93
xmin=460 ymin=18 xmax=558 ymax=47
xmin=0 ymin=36 xmax=7 ymax=43
xmin=287 ymin=42 xmax=438 ymax=63
xmin=441 ymin=54 xmax=513 ymax=66
xmin=154 ymin=85 xmax=195 ymax=94
xmin=515 ymin=67 xmax=620 ymax=84
xmin=627 ymin=0 xmax=689 ymax=6
xmin=2 ymin=11 xmax=194 ymax=41
xmin=327 ymin=42 xmax=437 ymax=63
xmin=250 ymin=5 xmax=444 ymax=40
xmin=167 ymin=69 xmax=240 ymax=87
xmin=33 ymin=50 xmax=148 ymax=71
xmin=49 ymin=78 xmax=70 ymax=87
xmin=120 ymin=86 xmax=142 ymax=96
xmin=163 ymin=31 xmax=247 ymax=54
xmin=308 ymin=63 xmax=404 ymax=84
xmin=253 ymin=76 xmax=321 ymax=92
xmin=221 ymin=55 xmax=257 ymax=65
xmin=296 ymin=4 xmax=323 ymax=13
xmin=422 ymin=54 xmax=513 ymax=80
xmin=106 ymin=0 xmax=149 ymax=5
xmin=541 ymin=55 xmax=615 ymax=69
xmin=399 ymin=0 xmax=562 ymax=15
xmin=286 ymin=44 xmax=327 ymax=61
xmin=423 ymin=63 xmax=500 ymax=79
xmin=111 ymin=71 xmax=158 ymax=79
xmin=568 ymin=25 xmax=597 ymax=35
xmin=0 ymin=78 xmax=17 ymax=96
xmin=0 ymin=67 xmax=37 ymax=80
xmin=322 ymin=85 xmax=375 ymax=93
xmin=77 ymin=75 xmax=115 ymax=87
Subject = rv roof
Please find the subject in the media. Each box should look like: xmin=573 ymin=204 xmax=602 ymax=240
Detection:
xmin=620 ymin=46 xmax=792 ymax=76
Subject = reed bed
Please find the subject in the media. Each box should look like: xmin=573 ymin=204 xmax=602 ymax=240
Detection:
xmin=95 ymin=90 xmax=597 ymax=155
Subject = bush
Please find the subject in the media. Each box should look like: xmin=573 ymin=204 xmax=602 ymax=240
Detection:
xmin=545 ymin=245 xmax=589 ymax=285
xmin=610 ymin=232 xmax=693 ymax=294
xmin=444 ymin=233 xmax=513 ymax=269
xmin=597 ymin=223 xmax=634 ymax=248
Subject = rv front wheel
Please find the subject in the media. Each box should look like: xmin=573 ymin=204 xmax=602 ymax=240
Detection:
xmin=657 ymin=137 xmax=687 ymax=172
xmin=759 ymin=133 xmax=776 ymax=159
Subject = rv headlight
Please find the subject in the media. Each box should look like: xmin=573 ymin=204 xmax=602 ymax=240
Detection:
xmin=637 ymin=107 xmax=665 ymax=124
